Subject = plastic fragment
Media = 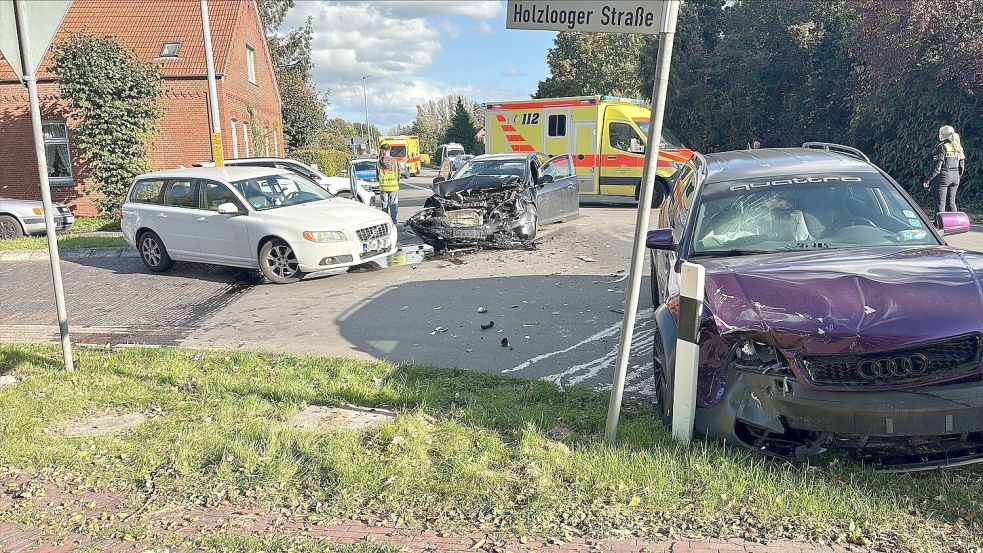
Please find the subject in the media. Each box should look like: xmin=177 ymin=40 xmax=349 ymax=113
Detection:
xmin=477 ymin=307 xmax=488 ymax=313
xmin=500 ymin=338 xmax=510 ymax=347
xmin=481 ymin=321 xmax=495 ymax=330
xmin=577 ymin=255 xmax=597 ymax=262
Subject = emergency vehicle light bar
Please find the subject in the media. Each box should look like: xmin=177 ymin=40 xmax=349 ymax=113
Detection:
xmin=600 ymin=95 xmax=646 ymax=105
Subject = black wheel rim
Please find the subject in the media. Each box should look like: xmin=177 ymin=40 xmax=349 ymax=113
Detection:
xmin=0 ymin=220 xmax=16 ymax=240
xmin=141 ymin=237 xmax=162 ymax=266
xmin=265 ymin=244 xmax=299 ymax=278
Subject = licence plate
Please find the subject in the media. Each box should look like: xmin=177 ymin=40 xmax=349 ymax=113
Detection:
xmin=363 ymin=238 xmax=389 ymax=253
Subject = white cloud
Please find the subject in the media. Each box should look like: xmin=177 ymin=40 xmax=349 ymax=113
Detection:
xmin=373 ymin=1 xmax=503 ymax=19
xmin=472 ymin=21 xmax=495 ymax=35
xmin=501 ymin=67 xmax=526 ymax=77
xmin=437 ymin=20 xmax=461 ymax=39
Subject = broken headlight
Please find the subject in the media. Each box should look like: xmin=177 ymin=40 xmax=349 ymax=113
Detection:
xmin=731 ymin=340 xmax=789 ymax=375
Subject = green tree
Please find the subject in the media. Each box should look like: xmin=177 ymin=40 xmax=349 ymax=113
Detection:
xmin=278 ymin=70 xmax=327 ymax=152
xmin=535 ymin=32 xmax=645 ymax=98
xmin=317 ymin=118 xmax=358 ymax=151
xmin=51 ymin=33 xmax=162 ymax=216
xmin=441 ymin=98 xmax=479 ymax=153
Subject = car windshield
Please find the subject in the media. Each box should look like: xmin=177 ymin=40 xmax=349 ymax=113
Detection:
xmin=389 ymin=146 xmax=407 ymax=157
xmin=690 ymin=174 xmax=938 ymax=255
xmin=453 ymin=159 xmax=526 ymax=179
xmin=446 ymin=148 xmax=465 ymax=158
xmin=634 ymin=121 xmax=683 ymax=149
xmin=353 ymin=161 xmax=375 ymax=173
xmin=232 ymin=173 xmax=333 ymax=211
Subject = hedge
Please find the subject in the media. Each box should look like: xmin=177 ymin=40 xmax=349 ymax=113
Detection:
xmin=291 ymin=149 xmax=351 ymax=177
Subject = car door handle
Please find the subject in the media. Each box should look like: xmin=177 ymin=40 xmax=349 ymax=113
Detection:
xmin=606 ymin=155 xmax=618 ymax=160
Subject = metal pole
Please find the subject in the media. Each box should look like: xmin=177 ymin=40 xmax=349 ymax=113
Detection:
xmin=13 ymin=0 xmax=73 ymax=370
xmin=200 ymin=0 xmax=223 ymax=166
xmin=604 ymin=0 xmax=680 ymax=444
xmin=362 ymin=75 xmax=371 ymax=152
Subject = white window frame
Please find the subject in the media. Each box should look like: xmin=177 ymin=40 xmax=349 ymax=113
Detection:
xmin=246 ymin=46 xmax=256 ymax=84
xmin=230 ymin=119 xmax=239 ymax=158
xmin=273 ymin=130 xmax=279 ymax=156
xmin=41 ymin=120 xmax=73 ymax=185
xmin=242 ymin=122 xmax=250 ymax=157
xmin=264 ymin=128 xmax=270 ymax=156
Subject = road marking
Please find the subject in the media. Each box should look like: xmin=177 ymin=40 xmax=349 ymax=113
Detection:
xmin=504 ymin=308 xmax=655 ymax=394
xmin=402 ymin=182 xmax=431 ymax=191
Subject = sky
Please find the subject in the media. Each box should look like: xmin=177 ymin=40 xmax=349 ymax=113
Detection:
xmin=282 ymin=1 xmax=557 ymax=132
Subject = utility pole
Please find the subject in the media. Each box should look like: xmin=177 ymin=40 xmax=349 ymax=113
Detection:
xmin=11 ymin=0 xmax=74 ymax=370
xmin=362 ymin=75 xmax=371 ymax=152
xmin=200 ymin=0 xmax=223 ymax=166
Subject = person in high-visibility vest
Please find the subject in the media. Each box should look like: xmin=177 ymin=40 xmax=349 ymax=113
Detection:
xmin=922 ymin=125 xmax=966 ymax=215
xmin=377 ymin=143 xmax=400 ymax=223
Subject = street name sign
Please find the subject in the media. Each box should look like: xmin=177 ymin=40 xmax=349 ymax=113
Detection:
xmin=506 ymin=0 xmax=672 ymax=35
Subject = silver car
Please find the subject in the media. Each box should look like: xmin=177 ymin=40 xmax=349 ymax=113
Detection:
xmin=0 ymin=197 xmax=75 ymax=240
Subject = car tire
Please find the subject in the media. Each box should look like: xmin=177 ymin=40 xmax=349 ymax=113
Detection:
xmin=138 ymin=231 xmax=174 ymax=272
xmin=259 ymin=239 xmax=305 ymax=284
xmin=0 ymin=215 xmax=24 ymax=240
xmin=652 ymin=327 xmax=673 ymax=426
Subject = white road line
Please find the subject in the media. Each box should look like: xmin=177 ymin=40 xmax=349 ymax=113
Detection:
xmin=402 ymin=182 xmax=431 ymax=191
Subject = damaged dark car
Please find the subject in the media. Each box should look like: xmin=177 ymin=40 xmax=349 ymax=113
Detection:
xmin=649 ymin=143 xmax=983 ymax=470
xmin=407 ymin=153 xmax=579 ymax=249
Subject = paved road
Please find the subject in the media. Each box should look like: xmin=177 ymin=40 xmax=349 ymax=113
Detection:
xmin=2 ymin=168 xmax=981 ymax=398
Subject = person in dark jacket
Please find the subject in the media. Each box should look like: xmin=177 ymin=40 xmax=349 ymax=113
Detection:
xmin=922 ymin=125 xmax=966 ymax=214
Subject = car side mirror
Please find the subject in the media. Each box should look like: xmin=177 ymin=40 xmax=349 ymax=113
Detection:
xmin=630 ymin=138 xmax=645 ymax=154
xmin=645 ymin=228 xmax=675 ymax=250
xmin=432 ymin=176 xmax=446 ymax=184
xmin=936 ymin=211 xmax=971 ymax=235
xmin=216 ymin=202 xmax=242 ymax=215
xmin=539 ymin=174 xmax=554 ymax=184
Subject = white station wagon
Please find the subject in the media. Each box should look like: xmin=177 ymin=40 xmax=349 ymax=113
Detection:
xmin=121 ymin=167 xmax=396 ymax=283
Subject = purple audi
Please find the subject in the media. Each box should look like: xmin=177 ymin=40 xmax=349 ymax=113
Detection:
xmin=647 ymin=143 xmax=981 ymax=470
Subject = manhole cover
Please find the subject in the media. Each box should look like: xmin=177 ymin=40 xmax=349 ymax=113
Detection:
xmin=58 ymin=412 xmax=149 ymax=437
xmin=288 ymin=405 xmax=395 ymax=432
xmin=0 ymin=375 xmax=16 ymax=387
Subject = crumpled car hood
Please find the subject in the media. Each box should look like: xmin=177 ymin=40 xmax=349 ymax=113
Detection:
xmin=700 ymin=246 xmax=983 ymax=354
xmin=432 ymin=174 xmax=524 ymax=197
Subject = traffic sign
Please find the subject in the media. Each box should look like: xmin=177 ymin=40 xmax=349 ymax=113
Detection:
xmin=0 ymin=0 xmax=72 ymax=82
xmin=506 ymin=0 xmax=673 ymax=35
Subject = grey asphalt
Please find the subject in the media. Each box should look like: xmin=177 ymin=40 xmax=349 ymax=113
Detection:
xmin=2 ymin=168 xmax=981 ymax=398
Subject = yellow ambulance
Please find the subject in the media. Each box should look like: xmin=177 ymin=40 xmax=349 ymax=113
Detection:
xmin=379 ymin=135 xmax=422 ymax=177
xmin=483 ymin=95 xmax=692 ymax=202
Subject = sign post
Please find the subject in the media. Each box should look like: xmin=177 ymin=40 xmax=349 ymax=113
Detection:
xmin=1 ymin=0 xmax=74 ymax=370
xmin=200 ymin=0 xmax=223 ymax=166
xmin=507 ymin=0 xmax=681 ymax=444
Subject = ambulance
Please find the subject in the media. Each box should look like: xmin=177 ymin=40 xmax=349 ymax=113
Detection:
xmin=483 ymin=96 xmax=693 ymax=202
xmin=378 ymin=135 xmax=421 ymax=178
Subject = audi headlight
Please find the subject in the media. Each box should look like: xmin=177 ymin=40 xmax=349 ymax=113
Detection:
xmin=303 ymin=230 xmax=346 ymax=243
xmin=732 ymin=340 xmax=789 ymax=375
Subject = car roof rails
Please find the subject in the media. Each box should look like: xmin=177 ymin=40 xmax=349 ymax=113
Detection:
xmin=801 ymin=142 xmax=870 ymax=163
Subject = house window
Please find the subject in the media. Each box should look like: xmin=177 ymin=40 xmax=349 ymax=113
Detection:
xmin=159 ymin=42 xmax=181 ymax=58
xmin=230 ymin=119 xmax=239 ymax=158
xmin=242 ymin=122 xmax=250 ymax=157
xmin=246 ymin=46 xmax=256 ymax=84
xmin=42 ymin=121 xmax=73 ymax=185
xmin=547 ymin=114 xmax=566 ymax=137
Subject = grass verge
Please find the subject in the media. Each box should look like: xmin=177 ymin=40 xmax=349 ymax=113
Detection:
xmin=69 ymin=216 xmax=121 ymax=234
xmin=0 ymin=345 xmax=980 ymax=552
xmin=0 ymin=234 xmax=124 ymax=251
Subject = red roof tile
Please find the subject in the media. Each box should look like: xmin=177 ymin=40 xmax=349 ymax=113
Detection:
xmin=0 ymin=0 xmax=251 ymax=80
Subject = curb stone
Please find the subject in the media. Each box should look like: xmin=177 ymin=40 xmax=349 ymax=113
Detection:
xmin=0 ymin=247 xmax=138 ymax=262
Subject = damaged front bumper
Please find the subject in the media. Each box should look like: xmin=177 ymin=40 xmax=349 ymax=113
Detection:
xmin=700 ymin=369 xmax=983 ymax=471
xmin=407 ymin=207 xmax=537 ymax=248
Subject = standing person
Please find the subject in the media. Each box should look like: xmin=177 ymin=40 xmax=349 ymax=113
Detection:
xmin=751 ymin=139 xmax=762 ymax=150
xmin=923 ymin=125 xmax=966 ymax=214
xmin=377 ymin=143 xmax=400 ymax=224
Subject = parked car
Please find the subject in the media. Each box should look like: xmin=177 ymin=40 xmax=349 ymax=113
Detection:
xmin=349 ymin=157 xmax=379 ymax=192
xmin=647 ymin=143 xmax=982 ymax=470
xmin=121 ymin=167 xmax=396 ymax=283
xmin=196 ymin=158 xmax=375 ymax=205
xmin=407 ymin=152 xmax=579 ymax=249
xmin=0 ymin=198 xmax=74 ymax=239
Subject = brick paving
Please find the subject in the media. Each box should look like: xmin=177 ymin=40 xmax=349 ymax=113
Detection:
xmin=0 ymin=257 xmax=259 ymax=346
xmin=0 ymin=476 xmax=860 ymax=553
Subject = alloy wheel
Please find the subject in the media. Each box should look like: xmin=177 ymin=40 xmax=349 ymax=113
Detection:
xmin=0 ymin=220 xmax=16 ymax=240
xmin=141 ymin=237 xmax=162 ymax=267
xmin=265 ymin=244 xmax=299 ymax=278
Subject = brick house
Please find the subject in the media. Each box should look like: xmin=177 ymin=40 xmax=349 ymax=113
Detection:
xmin=0 ymin=0 xmax=283 ymax=215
